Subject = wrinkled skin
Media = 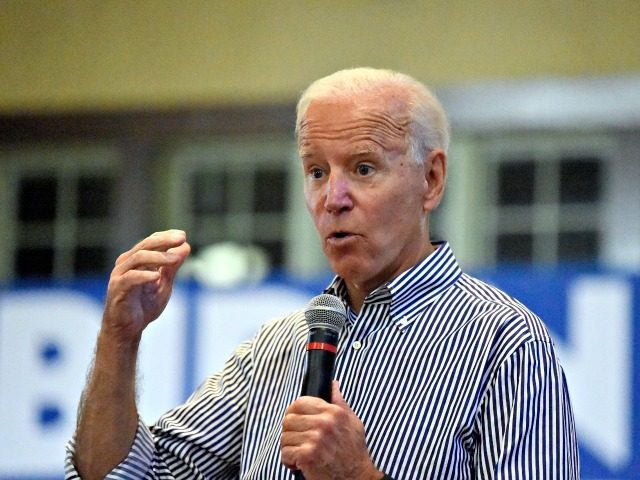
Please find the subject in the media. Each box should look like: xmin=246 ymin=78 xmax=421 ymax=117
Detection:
xmin=281 ymin=382 xmax=380 ymax=480
xmin=281 ymin=88 xmax=446 ymax=478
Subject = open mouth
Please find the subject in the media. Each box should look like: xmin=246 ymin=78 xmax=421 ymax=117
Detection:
xmin=327 ymin=231 xmax=356 ymax=243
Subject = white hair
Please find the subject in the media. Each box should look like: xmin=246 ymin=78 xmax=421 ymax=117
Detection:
xmin=295 ymin=67 xmax=450 ymax=164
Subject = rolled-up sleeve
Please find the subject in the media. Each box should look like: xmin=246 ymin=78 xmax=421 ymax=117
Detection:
xmin=65 ymin=340 xmax=253 ymax=479
xmin=65 ymin=418 xmax=155 ymax=479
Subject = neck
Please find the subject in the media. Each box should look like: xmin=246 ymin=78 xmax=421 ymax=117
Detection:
xmin=345 ymin=242 xmax=437 ymax=314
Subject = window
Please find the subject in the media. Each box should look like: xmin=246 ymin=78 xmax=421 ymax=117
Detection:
xmin=0 ymin=105 xmax=301 ymax=283
xmin=0 ymin=145 xmax=118 ymax=281
xmin=164 ymin=138 xmax=294 ymax=270
xmin=486 ymin=139 xmax=607 ymax=265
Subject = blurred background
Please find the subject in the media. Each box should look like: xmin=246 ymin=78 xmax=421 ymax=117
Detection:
xmin=1 ymin=1 xmax=639 ymax=478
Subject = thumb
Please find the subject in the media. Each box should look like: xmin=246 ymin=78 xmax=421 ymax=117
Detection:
xmin=331 ymin=380 xmax=349 ymax=408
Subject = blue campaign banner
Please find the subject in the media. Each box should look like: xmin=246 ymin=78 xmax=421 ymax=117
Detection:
xmin=0 ymin=269 xmax=638 ymax=479
xmin=474 ymin=267 xmax=640 ymax=479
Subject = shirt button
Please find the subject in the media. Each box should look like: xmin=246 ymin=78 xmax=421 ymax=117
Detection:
xmin=352 ymin=341 xmax=363 ymax=351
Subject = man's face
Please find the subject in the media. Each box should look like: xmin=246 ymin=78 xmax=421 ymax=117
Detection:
xmin=298 ymin=90 xmax=438 ymax=294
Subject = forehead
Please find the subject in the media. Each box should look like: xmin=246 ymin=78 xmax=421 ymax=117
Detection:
xmin=298 ymin=90 xmax=411 ymax=156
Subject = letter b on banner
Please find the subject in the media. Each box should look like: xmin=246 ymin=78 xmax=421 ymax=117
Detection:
xmin=0 ymin=290 xmax=102 ymax=476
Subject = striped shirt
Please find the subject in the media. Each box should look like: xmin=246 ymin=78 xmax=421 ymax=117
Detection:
xmin=65 ymin=242 xmax=579 ymax=479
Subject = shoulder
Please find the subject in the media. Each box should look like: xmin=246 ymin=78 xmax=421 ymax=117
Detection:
xmin=447 ymin=273 xmax=565 ymax=384
xmin=195 ymin=309 xmax=308 ymax=394
xmin=252 ymin=308 xmax=308 ymax=353
xmin=447 ymin=273 xmax=554 ymax=358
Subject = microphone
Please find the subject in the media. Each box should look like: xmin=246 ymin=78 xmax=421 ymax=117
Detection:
xmin=300 ymin=293 xmax=347 ymax=401
xmin=295 ymin=294 xmax=346 ymax=480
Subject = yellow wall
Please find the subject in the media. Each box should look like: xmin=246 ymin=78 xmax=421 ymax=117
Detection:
xmin=2 ymin=0 xmax=639 ymax=113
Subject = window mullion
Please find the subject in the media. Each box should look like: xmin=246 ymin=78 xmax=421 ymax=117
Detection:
xmin=54 ymin=174 xmax=77 ymax=279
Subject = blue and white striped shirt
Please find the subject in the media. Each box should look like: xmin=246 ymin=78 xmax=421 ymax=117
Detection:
xmin=66 ymin=242 xmax=579 ymax=479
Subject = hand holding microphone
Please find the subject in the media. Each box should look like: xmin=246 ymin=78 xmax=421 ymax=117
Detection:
xmin=282 ymin=294 xmax=382 ymax=480
xmin=300 ymin=294 xmax=347 ymax=401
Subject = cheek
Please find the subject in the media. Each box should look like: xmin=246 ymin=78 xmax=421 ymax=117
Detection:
xmin=304 ymin=187 xmax=322 ymax=223
xmin=303 ymin=183 xmax=314 ymax=210
xmin=397 ymin=173 xmax=428 ymax=212
xmin=375 ymin=187 xmax=423 ymax=231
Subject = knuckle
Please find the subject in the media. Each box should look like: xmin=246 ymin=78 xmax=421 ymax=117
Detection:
xmin=298 ymin=443 xmax=318 ymax=465
xmin=328 ymin=403 xmax=346 ymax=419
xmin=316 ymin=414 xmax=333 ymax=432
xmin=115 ymin=252 xmax=127 ymax=265
xmin=310 ymin=428 xmax=323 ymax=446
xmin=281 ymin=414 xmax=291 ymax=429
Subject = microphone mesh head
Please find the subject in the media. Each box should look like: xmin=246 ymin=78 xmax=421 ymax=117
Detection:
xmin=304 ymin=294 xmax=347 ymax=333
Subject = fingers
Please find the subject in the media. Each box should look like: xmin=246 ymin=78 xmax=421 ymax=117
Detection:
xmin=107 ymin=230 xmax=189 ymax=313
xmin=282 ymin=400 xmax=330 ymax=435
xmin=282 ymin=382 xmax=346 ymax=434
xmin=134 ymin=229 xmax=187 ymax=253
xmin=281 ymin=397 xmax=342 ymax=471
xmin=285 ymin=395 xmax=329 ymax=416
xmin=109 ymin=230 xmax=191 ymax=300
xmin=111 ymin=267 xmax=161 ymax=288
xmin=114 ymin=230 xmax=190 ymax=276
xmin=114 ymin=250 xmax=174 ymax=275
xmin=99 ymin=230 xmax=191 ymax=344
xmin=330 ymin=380 xmax=347 ymax=407
xmin=116 ymin=230 xmax=188 ymax=267
xmin=161 ymin=241 xmax=191 ymax=283
xmin=281 ymin=393 xmax=379 ymax=479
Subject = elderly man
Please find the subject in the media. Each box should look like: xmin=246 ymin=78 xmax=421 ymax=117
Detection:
xmin=67 ymin=68 xmax=579 ymax=479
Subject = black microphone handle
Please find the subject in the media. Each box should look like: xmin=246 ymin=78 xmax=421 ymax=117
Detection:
xmin=300 ymin=327 xmax=339 ymax=401
xmin=294 ymin=327 xmax=339 ymax=479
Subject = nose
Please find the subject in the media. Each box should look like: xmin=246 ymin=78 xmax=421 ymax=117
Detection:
xmin=324 ymin=172 xmax=353 ymax=214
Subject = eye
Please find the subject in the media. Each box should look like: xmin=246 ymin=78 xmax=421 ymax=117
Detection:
xmin=309 ymin=167 xmax=324 ymax=179
xmin=356 ymin=164 xmax=374 ymax=176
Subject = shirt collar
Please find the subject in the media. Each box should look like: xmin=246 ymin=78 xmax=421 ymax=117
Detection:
xmin=324 ymin=242 xmax=462 ymax=326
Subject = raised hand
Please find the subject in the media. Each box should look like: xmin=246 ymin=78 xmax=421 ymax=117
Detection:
xmin=102 ymin=229 xmax=191 ymax=343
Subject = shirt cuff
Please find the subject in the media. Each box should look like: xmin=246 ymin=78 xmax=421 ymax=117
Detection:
xmin=65 ymin=418 xmax=155 ymax=479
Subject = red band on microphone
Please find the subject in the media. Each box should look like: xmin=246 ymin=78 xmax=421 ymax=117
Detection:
xmin=306 ymin=342 xmax=337 ymax=353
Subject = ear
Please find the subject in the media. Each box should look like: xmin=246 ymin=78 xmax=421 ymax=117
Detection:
xmin=422 ymin=149 xmax=447 ymax=213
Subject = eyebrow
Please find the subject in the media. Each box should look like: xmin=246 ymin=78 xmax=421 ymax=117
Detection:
xmin=299 ymin=145 xmax=384 ymax=162
xmin=351 ymin=148 xmax=379 ymax=157
xmin=346 ymin=144 xmax=386 ymax=162
xmin=299 ymin=150 xmax=316 ymax=161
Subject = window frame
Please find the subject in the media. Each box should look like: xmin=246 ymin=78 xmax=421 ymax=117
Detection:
xmin=0 ymin=143 xmax=119 ymax=281
xmin=481 ymin=133 xmax=615 ymax=265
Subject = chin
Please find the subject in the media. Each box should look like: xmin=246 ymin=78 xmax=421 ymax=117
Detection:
xmin=329 ymin=259 xmax=360 ymax=279
xmin=333 ymin=262 xmax=374 ymax=285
